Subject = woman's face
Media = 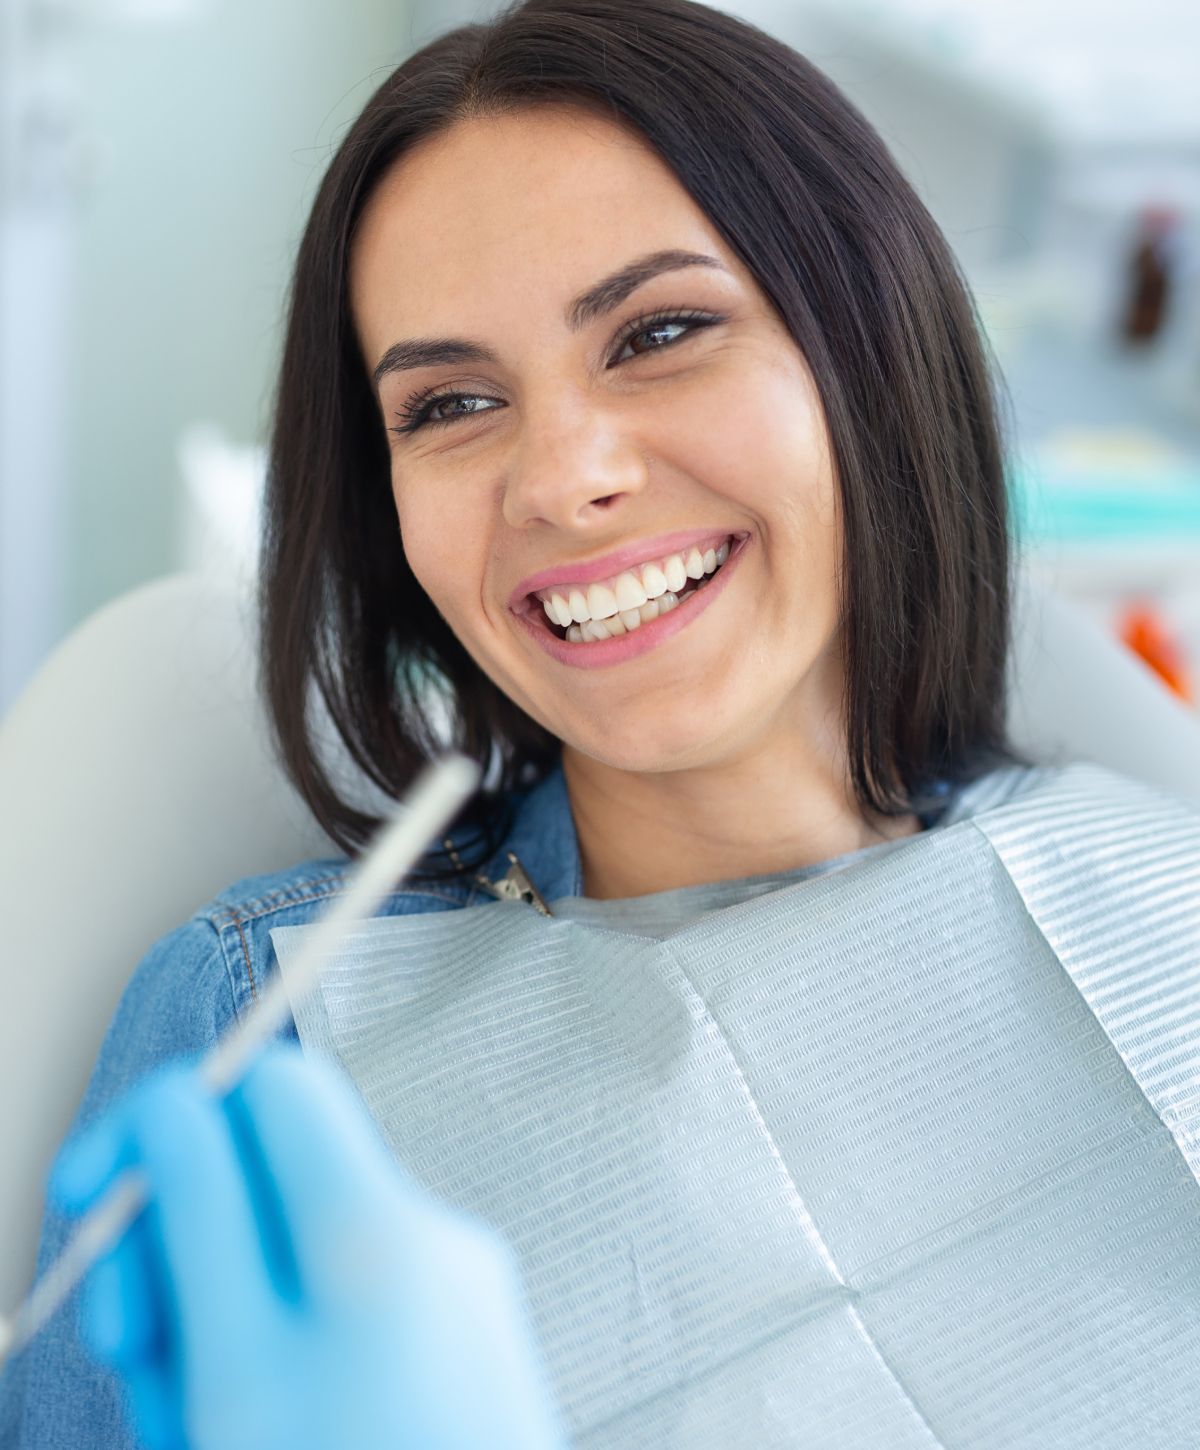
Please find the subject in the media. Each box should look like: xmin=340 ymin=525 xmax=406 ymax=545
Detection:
xmin=350 ymin=105 xmax=846 ymax=777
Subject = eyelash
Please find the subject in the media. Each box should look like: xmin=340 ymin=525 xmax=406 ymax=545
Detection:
xmin=388 ymin=307 xmax=724 ymax=437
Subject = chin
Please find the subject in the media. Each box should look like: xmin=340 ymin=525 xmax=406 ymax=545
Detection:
xmin=565 ymin=712 xmax=734 ymax=776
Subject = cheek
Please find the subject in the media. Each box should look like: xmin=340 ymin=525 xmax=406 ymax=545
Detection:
xmin=392 ymin=485 xmax=461 ymax=617
xmin=393 ymin=479 xmax=497 ymax=647
xmin=675 ymin=364 xmax=839 ymax=541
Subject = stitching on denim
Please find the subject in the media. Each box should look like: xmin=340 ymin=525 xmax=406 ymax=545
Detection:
xmin=210 ymin=883 xmax=468 ymax=933
xmin=241 ymin=885 xmax=467 ymax=926
xmin=232 ymin=912 xmax=257 ymax=1003
xmin=215 ymin=872 xmax=351 ymax=918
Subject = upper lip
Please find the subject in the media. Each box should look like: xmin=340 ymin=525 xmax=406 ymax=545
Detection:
xmin=508 ymin=528 xmax=743 ymax=610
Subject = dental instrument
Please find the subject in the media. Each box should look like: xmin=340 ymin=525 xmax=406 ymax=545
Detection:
xmin=0 ymin=752 xmax=479 ymax=1371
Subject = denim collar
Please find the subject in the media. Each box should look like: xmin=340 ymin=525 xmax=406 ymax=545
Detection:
xmin=477 ymin=757 xmax=583 ymax=905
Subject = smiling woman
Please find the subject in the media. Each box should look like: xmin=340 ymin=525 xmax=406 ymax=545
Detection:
xmin=11 ymin=2 xmax=1200 ymax=1448
xmin=341 ymin=96 xmax=912 ymax=886
xmin=261 ymin=0 xmax=1021 ymax=898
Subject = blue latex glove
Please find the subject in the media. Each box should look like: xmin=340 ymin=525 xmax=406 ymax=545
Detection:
xmin=49 ymin=1045 xmax=566 ymax=1450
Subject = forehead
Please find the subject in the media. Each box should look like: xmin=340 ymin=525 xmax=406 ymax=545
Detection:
xmin=349 ymin=105 xmax=732 ymax=330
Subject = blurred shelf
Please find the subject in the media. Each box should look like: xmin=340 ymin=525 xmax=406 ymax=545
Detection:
xmin=1009 ymin=454 xmax=1200 ymax=546
xmin=1007 ymin=449 xmax=1200 ymax=705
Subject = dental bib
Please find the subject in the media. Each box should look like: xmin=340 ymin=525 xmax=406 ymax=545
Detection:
xmin=271 ymin=763 xmax=1200 ymax=1448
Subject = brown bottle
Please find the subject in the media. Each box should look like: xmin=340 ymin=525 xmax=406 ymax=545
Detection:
xmin=1120 ymin=206 xmax=1177 ymax=344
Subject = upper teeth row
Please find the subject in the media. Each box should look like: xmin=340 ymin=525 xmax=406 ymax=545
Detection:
xmin=538 ymin=539 xmax=731 ymax=628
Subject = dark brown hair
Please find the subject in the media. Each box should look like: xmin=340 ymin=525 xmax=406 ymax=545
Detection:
xmin=260 ymin=0 xmax=1025 ymax=868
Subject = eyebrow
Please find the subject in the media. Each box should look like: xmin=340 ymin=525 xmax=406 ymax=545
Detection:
xmin=370 ymin=248 xmax=726 ymax=387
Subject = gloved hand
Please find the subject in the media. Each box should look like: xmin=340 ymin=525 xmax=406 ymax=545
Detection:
xmin=50 ymin=1045 xmax=566 ymax=1450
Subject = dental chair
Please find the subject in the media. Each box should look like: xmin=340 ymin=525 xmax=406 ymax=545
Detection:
xmin=0 ymin=568 xmax=1198 ymax=1311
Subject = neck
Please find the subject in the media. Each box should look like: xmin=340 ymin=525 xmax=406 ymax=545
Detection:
xmin=561 ymin=739 xmax=922 ymax=901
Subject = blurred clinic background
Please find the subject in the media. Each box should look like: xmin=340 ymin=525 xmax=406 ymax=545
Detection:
xmin=2 ymin=0 xmax=1199 ymax=717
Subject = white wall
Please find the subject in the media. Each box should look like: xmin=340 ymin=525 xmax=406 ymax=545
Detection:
xmin=0 ymin=0 xmax=76 ymax=713
xmin=729 ymin=1 xmax=1054 ymax=283
xmin=63 ymin=0 xmax=422 ymax=632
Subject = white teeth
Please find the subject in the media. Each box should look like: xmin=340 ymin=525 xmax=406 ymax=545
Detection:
xmin=568 ymin=589 xmax=590 ymax=624
xmin=640 ymin=562 xmax=669 ymax=599
xmin=613 ymin=571 xmax=648 ymax=612
xmin=540 ymin=536 xmax=737 ymax=640
xmin=663 ymin=554 xmax=687 ymax=593
xmin=586 ymin=581 xmax=618 ymax=620
xmin=562 ymin=586 xmax=682 ymax=642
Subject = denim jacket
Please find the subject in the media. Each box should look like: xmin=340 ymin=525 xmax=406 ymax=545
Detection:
xmin=0 ymin=765 xmax=583 ymax=1449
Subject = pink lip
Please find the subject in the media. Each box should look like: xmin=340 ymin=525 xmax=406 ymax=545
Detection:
xmin=508 ymin=528 xmax=746 ymax=611
xmin=512 ymin=533 xmax=750 ymax=668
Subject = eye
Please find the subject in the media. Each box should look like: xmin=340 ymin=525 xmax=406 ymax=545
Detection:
xmin=385 ymin=388 xmax=495 ymax=432
xmin=610 ymin=308 xmax=722 ymax=363
xmin=389 ymin=308 xmax=724 ymax=437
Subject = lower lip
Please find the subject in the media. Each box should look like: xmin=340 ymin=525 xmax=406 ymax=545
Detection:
xmin=512 ymin=534 xmax=750 ymax=669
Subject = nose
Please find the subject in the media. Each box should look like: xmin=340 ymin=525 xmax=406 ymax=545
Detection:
xmin=501 ymin=399 xmax=649 ymax=533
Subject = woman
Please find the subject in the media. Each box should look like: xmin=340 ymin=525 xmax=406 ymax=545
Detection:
xmin=8 ymin=0 xmax=1200 ymax=1445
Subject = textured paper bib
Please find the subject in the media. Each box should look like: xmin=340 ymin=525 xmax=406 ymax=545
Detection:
xmin=272 ymin=764 xmax=1200 ymax=1448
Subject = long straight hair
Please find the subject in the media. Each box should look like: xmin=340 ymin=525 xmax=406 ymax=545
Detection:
xmin=260 ymin=0 xmax=1024 ymax=868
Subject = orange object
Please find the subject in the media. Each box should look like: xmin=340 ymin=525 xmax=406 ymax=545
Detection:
xmin=1117 ymin=602 xmax=1194 ymax=703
